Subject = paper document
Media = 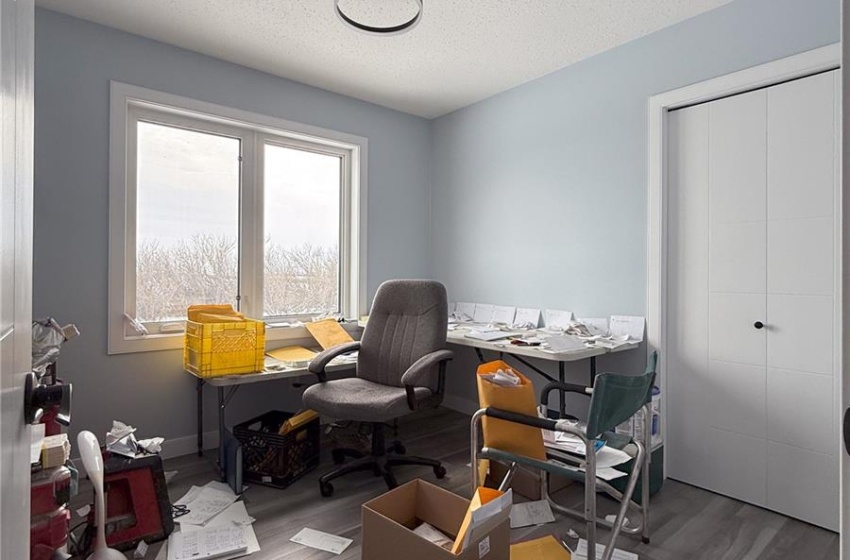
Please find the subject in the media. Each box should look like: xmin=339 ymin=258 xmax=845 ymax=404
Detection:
xmin=609 ymin=316 xmax=645 ymax=342
xmin=175 ymin=486 xmax=239 ymax=526
xmin=413 ymin=523 xmax=453 ymax=550
xmin=30 ymin=423 xmax=45 ymax=464
xmin=546 ymin=335 xmax=586 ymax=353
xmin=509 ymin=500 xmax=556 ymax=528
xmin=577 ymin=318 xmax=609 ymax=335
xmin=479 ymin=368 xmax=521 ymax=387
xmin=290 ymin=527 xmax=352 ymax=555
xmin=472 ymin=304 xmax=495 ymax=323
xmin=166 ymin=526 xmax=247 ymax=560
xmin=464 ymin=489 xmax=513 ymax=551
xmin=574 ymin=538 xmax=638 ymax=560
xmin=183 ymin=501 xmax=259 ymax=560
xmin=491 ymin=305 xmax=516 ymax=325
xmin=512 ymin=308 xmax=541 ymax=328
xmin=465 ymin=330 xmax=511 ymax=342
xmin=544 ymin=309 xmax=574 ymax=330
xmin=454 ymin=302 xmax=476 ymax=322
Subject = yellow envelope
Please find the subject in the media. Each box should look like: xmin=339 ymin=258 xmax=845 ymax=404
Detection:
xmin=451 ymin=487 xmax=504 ymax=555
xmin=305 ymin=319 xmax=354 ymax=350
xmin=266 ymin=345 xmax=317 ymax=362
xmin=476 ymin=360 xmax=547 ymax=461
xmin=510 ymin=535 xmax=570 ymax=559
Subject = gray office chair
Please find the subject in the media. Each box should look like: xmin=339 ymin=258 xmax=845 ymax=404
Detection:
xmin=303 ymin=279 xmax=454 ymax=497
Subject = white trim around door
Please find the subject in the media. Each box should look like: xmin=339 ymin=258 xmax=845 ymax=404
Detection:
xmin=646 ymin=43 xmax=841 ymax=480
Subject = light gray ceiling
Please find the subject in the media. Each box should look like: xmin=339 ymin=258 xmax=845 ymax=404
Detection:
xmin=36 ymin=0 xmax=734 ymax=118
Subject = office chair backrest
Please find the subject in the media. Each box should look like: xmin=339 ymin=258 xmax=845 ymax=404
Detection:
xmin=585 ymin=351 xmax=658 ymax=439
xmin=358 ymin=279 xmax=448 ymax=389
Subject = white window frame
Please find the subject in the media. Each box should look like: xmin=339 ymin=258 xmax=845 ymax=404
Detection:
xmin=108 ymin=82 xmax=368 ymax=354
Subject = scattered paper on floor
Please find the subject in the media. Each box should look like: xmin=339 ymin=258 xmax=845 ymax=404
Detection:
xmin=290 ymin=527 xmax=353 ymax=555
xmin=509 ymin=500 xmax=556 ymax=528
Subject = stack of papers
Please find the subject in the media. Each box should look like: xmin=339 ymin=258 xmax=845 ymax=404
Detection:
xmin=465 ymin=329 xmax=512 ymax=342
xmin=479 ymin=368 xmax=521 ymax=387
xmin=573 ymin=539 xmax=639 ymax=560
xmin=167 ymin=482 xmax=260 ymax=560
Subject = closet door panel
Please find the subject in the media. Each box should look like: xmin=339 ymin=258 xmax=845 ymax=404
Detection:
xmin=767 ymin=216 xmax=833 ymax=296
xmin=709 ymin=292 xmax=766 ymax=366
xmin=709 ymin=89 xmax=767 ymax=224
xmin=709 ymin=221 xmax=766 ymax=294
xmin=767 ymin=442 xmax=838 ymax=530
xmin=766 ymin=367 xmax=834 ymax=454
xmin=706 ymin=360 xmax=765 ymax=439
xmin=767 ymin=71 xmax=835 ymax=221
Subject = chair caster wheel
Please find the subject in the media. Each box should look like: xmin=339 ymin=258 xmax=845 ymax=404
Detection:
xmin=389 ymin=442 xmax=406 ymax=455
xmin=332 ymin=450 xmax=346 ymax=465
xmin=320 ymin=482 xmax=334 ymax=497
xmin=434 ymin=465 xmax=447 ymax=479
xmin=642 ymin=537 xmax=650 ymax=544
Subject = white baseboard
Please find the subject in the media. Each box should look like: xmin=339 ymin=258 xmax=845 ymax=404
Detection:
xmin=70 ymin=430 xmax=220 ymax=475
xmin=160 ymin=430 xmax=220 ymax=460
xmin=441 ymin=395 xmax=479 ymax=416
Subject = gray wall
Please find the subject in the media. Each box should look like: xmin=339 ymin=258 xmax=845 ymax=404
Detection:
xmin=431 ymin=0 xmax=840 ymax=407
xmin=33 ymin=8 xmax=432 ymax=451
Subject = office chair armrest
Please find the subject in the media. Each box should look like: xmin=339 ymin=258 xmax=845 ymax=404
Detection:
xmin=308 ymin=341 xmax=361 ymax=381
xmin=401 ymin=349 xmax=454 ymax=387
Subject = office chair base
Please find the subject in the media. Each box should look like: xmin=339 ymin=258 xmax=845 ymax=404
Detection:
xmin=318 ymin=422 xmax=445 ymax=497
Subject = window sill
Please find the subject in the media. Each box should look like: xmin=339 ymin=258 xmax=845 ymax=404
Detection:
xmin=107 ymin=321 xmax=363 ymax=355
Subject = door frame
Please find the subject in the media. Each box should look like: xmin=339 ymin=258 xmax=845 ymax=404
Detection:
xmin=646 ymin=43 xmax=841 ymax=481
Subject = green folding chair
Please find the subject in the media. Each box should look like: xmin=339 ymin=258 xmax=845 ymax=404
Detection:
xmin=471 ymin=352 xmax=658 ymax=560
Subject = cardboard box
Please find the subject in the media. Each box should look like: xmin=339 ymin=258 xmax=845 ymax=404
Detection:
xmin=362 ymin=479 xmax=510 ymax=560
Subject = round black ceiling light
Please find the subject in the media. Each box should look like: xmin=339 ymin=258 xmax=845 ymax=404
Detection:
xmin=334 ymin=0 xmax=423 ymax=36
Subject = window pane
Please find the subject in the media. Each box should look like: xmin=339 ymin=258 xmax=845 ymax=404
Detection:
xmin=264 ymin=144 xmax=341 ymax=317
xmin=136 ymin=121 xmax=240 ymax=323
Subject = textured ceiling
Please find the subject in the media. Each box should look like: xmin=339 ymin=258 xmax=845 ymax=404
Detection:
xmin=36 ymin=0 xmax=735 ymax=118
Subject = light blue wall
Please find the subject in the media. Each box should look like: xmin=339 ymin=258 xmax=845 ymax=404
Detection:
xmin=431 ymin=0 xmax=839 ymax=405
xmin=33 ymin=8 xmax=432 ymax=447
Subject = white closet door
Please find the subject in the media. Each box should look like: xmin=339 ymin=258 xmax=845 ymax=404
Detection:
xmin=666 ymin=70 xmax=838 ymax=530
xmin=764 ymin=71 xmax=838 ymax=529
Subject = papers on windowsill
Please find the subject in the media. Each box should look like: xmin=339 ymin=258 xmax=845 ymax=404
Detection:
xmin=509 ymin=500 xmax=556 ymax=528
xmin=290 ymin=528 xmax=353 ymax=555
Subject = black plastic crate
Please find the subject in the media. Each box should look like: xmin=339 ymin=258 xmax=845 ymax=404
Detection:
xmin=232 ymin=410 xmax=320 ymax=489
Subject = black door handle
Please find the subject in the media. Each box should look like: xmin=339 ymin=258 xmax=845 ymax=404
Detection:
xmin=754 ymin=321 xmax=764 ymax=329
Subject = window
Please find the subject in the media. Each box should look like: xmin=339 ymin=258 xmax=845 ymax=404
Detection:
xmin=109 ymin=83 xmax=366 ymax=353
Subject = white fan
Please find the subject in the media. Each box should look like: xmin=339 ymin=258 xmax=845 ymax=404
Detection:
xmin=77 ymin=430 xmax=126 ymax=560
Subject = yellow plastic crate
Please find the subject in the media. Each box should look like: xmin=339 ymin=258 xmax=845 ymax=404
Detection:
xmin=183 ymin=319 xmax=265 ymax=377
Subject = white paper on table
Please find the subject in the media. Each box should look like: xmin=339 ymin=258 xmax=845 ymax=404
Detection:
xmin=472 ymin=304 xmax=495 ymax=323
xmin=512 ymin=308 xmax=541 ymax=328
xmin=175 ymin=486 xmax=239 ymax=526
xmin=509 ymin=500 xmax=556 ymax=528
xmin=574 ymin=538 xmax=638 ymax=560
xmin=609 ymin=316 xmax=645 ymax=342
xmin=576 ymin=318 xmax=609 ymax=335
xmin=454 ymin=302 xmax=476 ymax=322
xmin=544 ymin=309 xmax=574 ymax=330
xmin=290 ymin=527 xmax=353 ymax=555
xmin=546 ymin=335 xmax=585 ymax=353
xmin=30 ymin=423 xmax=45 ymax=464
xmin=491 ymin=305 xmax=516 ymax=325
